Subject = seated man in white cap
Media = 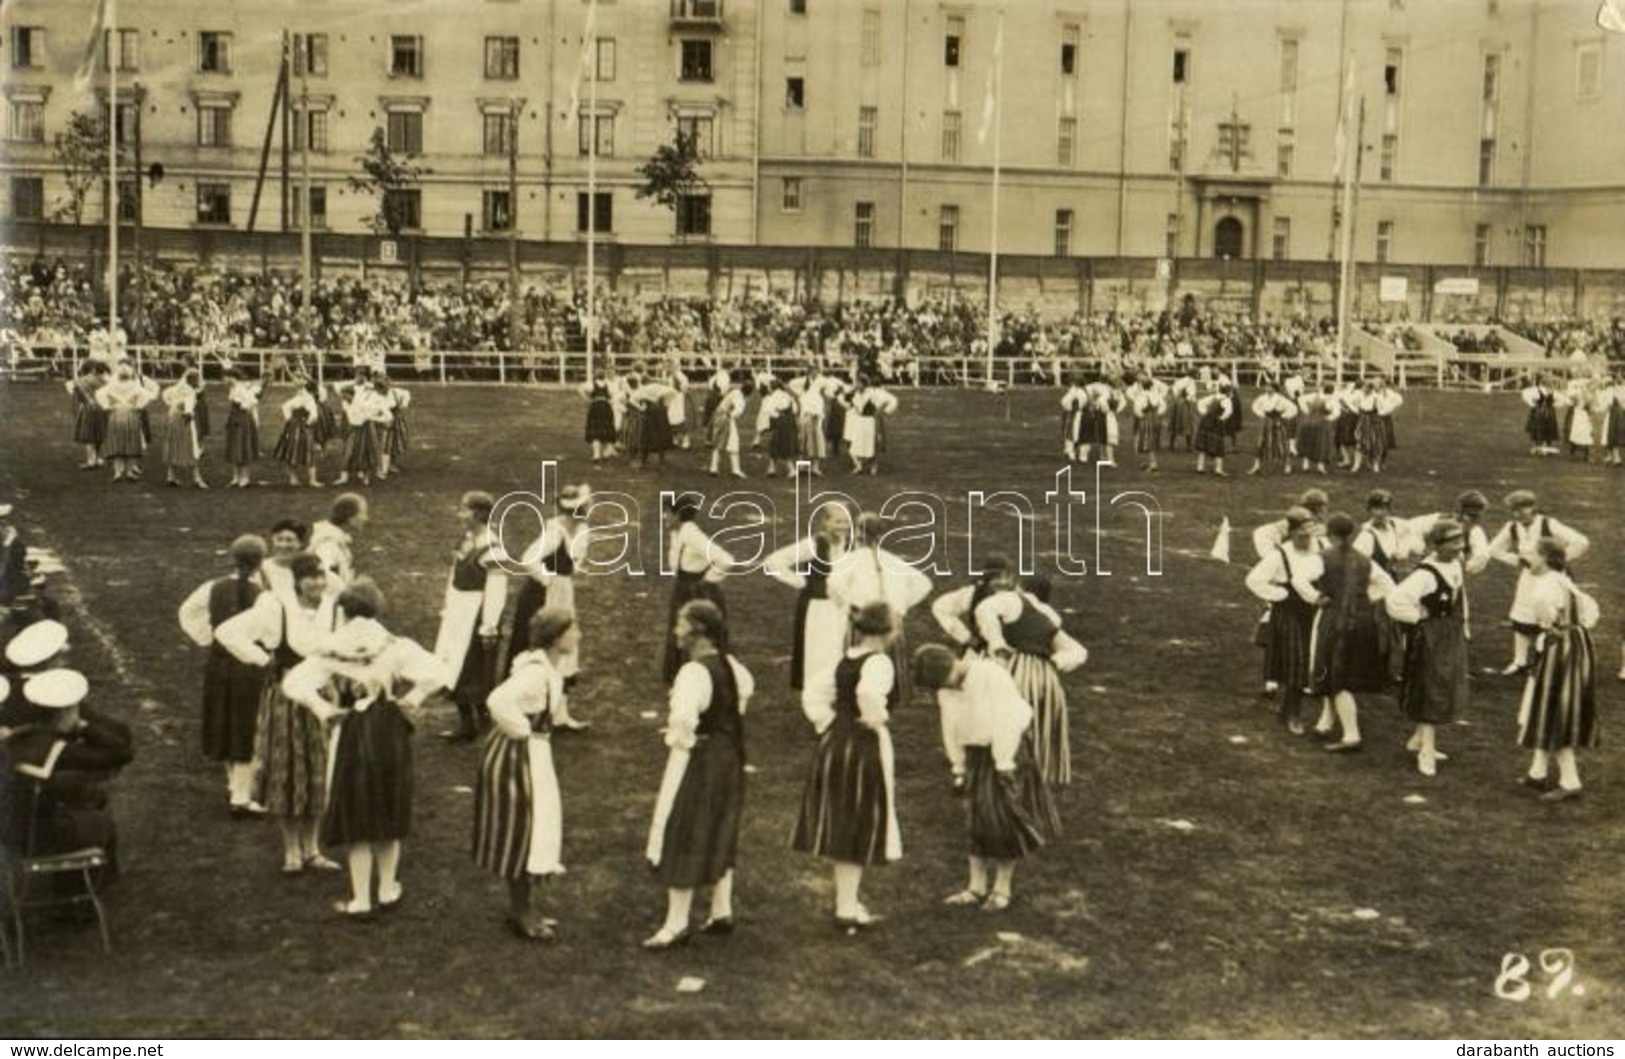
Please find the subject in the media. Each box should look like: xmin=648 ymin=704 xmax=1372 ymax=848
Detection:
xmin=4 ymin=618 xmax=71 ymax=683
xmin=1 ymin=668 xmax=133 ymax=865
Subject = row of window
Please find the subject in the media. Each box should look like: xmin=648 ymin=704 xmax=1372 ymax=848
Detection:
xmin=5 ymin=26 xmax=694 ymax=86
xmin=0 ymin=98 xmax=718 ymax=161
xmin=3 ymin=176 xmax=714 ymax=237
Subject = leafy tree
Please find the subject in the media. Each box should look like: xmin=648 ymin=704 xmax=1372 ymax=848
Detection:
xmin=348 ymin=127 xmax=430 ymax=236
xmin=51 ymin=110 xmax=124 ymax=225
xmin=634 ymin=131 xmax=709 ymax=213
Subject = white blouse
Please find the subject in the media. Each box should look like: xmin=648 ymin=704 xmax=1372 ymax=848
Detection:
xmin=936 ymin=658 xmax=1034 ymax=775
xmin=802 ymin=649 xmax=894 ymax=734
xmin=1245 ymin=546 xmax=1325 ymax=605
xmin=487 ymin=651 xmax=564 ymax=741
xmin=668 ymin=521 xmax=733 ymax=580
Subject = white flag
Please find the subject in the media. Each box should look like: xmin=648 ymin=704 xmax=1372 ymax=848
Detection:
xmin=565 ymin=1 xmax=597 ymax=122
xmin=976 ymin=14 xmax=1003 ymax=147
xmin=1600 ymin=0 xmax=1625 ymax=33
xmin=1331 ymin=56 xmax=1357 ymax=181
xmin=73 ymin=0 xmax=111 ymax=93
xmin=1210 ymin=516 xmax=1231 ymax=564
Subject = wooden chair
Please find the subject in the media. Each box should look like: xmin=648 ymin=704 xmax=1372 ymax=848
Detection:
xmin=1 ymin=778 xmax=112 ymax=968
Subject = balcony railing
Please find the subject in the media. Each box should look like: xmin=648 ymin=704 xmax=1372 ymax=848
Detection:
xmin=671 ymin=0 xmax=724 ymax=27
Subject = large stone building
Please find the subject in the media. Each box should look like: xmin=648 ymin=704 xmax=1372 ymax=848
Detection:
xmin=1 ymin=0 xmax=1621 ymax=267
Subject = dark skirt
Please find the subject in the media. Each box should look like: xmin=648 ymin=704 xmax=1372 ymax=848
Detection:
xmin=585 ymin=400 xmax=617 ymax=443
xmin=273 ymin=417 xmax=315 ymax=469
xmin=101 ymin=408 xmax=144 ymax=459
xmin=769 ymin=413 xmax=798 ymax=460
xmin=73 ymin=400 xmax=106 ymax=446
xmin=385 ymin=411 xmax=409 ymax=459
xmin=322 ymin=702 xmax=414 ymax=846
xmin=1607 ymin=404 xmax=1625 ymax=447
xmin=1526 ymin=404 xmax=1560 ymax=445
xmin=1166 ymin=399 xmax=1194 ymax=445
xmin=657 ymin=733 xmax=746 ymax=888
xmin=224 ymin=407 xmax=260 ymax=464
xmin=1518 ymin=625 xmax=1599 ymax=751
xmin=1296 ymin=416 xmax=1336 ymax=464
xmin=454 ymin=624 xmax=494 ymax=711
xmin=164 ymin=413 xmax=198 ymax=470
xmin=344 ymin=422 xmax=380 ymax=475
xmin=252 ymin=672 xmax=328 ymax=820
xmin=1308 ymin=599 xmax=1391 ymax=695
xmin=1355 ymin=411 xmax=1387 ymax=460
xmin=1007 ymin=652 xmax=1070 ymax=786
xmin=1134 ymin=413 xmax=1163 ymax=454
xmin=1262 ymin=596 xmax=1315 ymax=690
xmin=313 ymin=403 xmax=338 ymax=448
xmin=1397 ymin=613 xmax=1469 ymax=724
xmin=201 ymin=644 xmax=264 ymax=763
xmin=506 ymin=580 xmax=549 ymax=675
xmin=1256 ymin=415 xmax=1291 ymax=460
xmin=790 ymin=715 xmax=891 ymax=866
xmin=1335 ymin=411 xmax=1359 ymax=448
xmin=662 ymin=572 xmax=727 ymax=685
xmin=825 ymin=403 xmax=847 ymax=451
xmin=1194 ymin=412 xmax=1228 ymax=458
xmin=1381 ymin=414 xmax=1397 ymax=452
xmin=964 ymin=742 xmax=1060 ymax=860
xmin=639 ymin=404 xmax=673 ymax=456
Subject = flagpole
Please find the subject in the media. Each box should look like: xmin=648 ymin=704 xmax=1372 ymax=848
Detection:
xmin=983 ymin=8 xmax=1004 ymax=388
xmin=1335 ymin=96 xmax=1364 ymax=387
xmin=299 ymin=36 xmax=314 ymax=378
xmin=107 ymin=0 xmax=119 ymax=343
xmin=585 ymin=0 xmax=597 ymax=385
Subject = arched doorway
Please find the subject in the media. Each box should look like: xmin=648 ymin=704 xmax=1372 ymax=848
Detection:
xmin=1214 ymin=216 xmax=1244 ymax=259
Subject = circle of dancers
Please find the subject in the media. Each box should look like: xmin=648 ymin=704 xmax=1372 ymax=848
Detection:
xmin=1243 ymin=484 xmax=1606 ymax=795
xmin=132 ymin=487 xmax=1102 ymax=945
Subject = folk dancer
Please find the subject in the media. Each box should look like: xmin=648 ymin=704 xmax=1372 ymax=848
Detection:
xmin=1486 ymin=490 xmax=1589 ymax=675
xmin=506 ymin=484 xmax=592 ymax=731
xmin=1247 ymin=385 xmax=1299 ymax=477
xmin=661 ymin=492 xmax=737 ymax=685
xmin=644 ymin=601 xmax=754 ymax=949
xmin=791 ymin=601 xmax=903 ymax=935
xmin=1245 ymin=507 xmax=1324 ymax=735
xmin=1385 ymin=520 xmax=1471 ymax=777
xmin=178 ymin=535 xmax=270 ymax=816
xmin=1514 ymin=540 xmax=1600 ymax=802
xmin=1305 ymin=513 xmax=1396 ymax=751
xmin=161 ymin=370 xmax=208 ymax=489
xmin=473 ymin=607 xmax=576 ymax=941
xmin=432 ymin=492 xmax=509 ymax=743
xmin=214 ymin=552 xmax=342 ymax=873
xmin=915 ymin=643 xmax=1061 ymax=912
xmin=281 ymin=579 xmax=451 ymax=919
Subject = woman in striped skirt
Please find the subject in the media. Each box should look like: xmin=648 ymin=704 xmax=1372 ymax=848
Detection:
xmin=1245 ymin=508 xmax=1325 ymax=735
xmin=1351 ymin=382 xmax=1389 ymax=474
xmin=914 ymin=644 xmax=1060 ymax=913
xmin=274 ymin=379 xmax=323 ymax=487
xmin=96 ymin=361 xmax=151 ymax=483
xmin=68 ymin=361 xmax=108 ymax=470
xmin=973 ymin=569 xmax=1073 ymax=786
xmin=162 ymin=370 xmax=208 ymax=489
xmin=214 ymin=550 xmax=341 ymax=873
xmin=472 ymin=607 xmax=575 ymax=941
xmin=1295 ymin=384 xmax=1338 ymax=475
xmin=223 ymin=370 xmax=263 ymax=489
xmin=377 ymin=377 xmax=410 ymax=480
xmin=644 ymin=600 xmax=754 ymax=949
xmin=791 ymin=601 xmax=901 ymax=935
xmin=1515 ymin=540 xmax=1600 ymax=802
xmin=1247 ymin=386 xmax=1298 ymax=477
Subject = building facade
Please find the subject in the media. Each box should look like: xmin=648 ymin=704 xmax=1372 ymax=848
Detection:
xmin=1 ymin=0 xmax=1622 ymax=268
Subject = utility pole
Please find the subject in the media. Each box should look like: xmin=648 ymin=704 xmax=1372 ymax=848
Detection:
xmin=299 ymin=34 xmax=314 ymax=372
xmin=508 ymin=96 xmax=523 ymax=352
xmin=1335 ymin=96 xmax=1366 ymax=385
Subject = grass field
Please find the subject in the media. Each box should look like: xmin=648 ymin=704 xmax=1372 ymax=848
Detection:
xmin=1 ymin=379 xmax=1622 ymax=1039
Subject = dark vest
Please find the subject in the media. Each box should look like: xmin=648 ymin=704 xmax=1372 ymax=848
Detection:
xmin=833 ymin=650 xmax=900 ymax=714
xmin=695 ymin=655 xmax=744 ymax=749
